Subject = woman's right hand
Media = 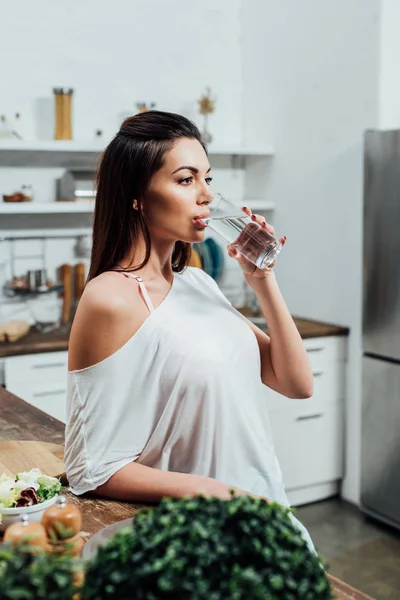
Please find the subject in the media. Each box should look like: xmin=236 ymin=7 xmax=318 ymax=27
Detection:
xmin=197 ymin=475 xmax=270 ymax=503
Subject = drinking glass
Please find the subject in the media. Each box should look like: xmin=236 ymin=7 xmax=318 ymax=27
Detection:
xmin=202 ymin=193 xmax=282 ymax=269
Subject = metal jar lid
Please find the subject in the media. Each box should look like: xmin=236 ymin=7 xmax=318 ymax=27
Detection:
xmin=53 ymin=88 xmax=74 ymax=95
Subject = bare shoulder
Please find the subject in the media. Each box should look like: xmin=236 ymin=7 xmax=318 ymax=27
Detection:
xmin=78 ymin=271 xmax=132 ymax=316
xmin=68 ymin=271 xmax=148 ymax=371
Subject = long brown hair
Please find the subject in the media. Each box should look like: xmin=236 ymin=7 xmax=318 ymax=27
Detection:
xmin=88 ymin=111 xmax=206 ymax=281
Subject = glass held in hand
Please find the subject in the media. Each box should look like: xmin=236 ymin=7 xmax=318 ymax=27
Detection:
xmin=201 ymin=193 xmax=282 ymax=269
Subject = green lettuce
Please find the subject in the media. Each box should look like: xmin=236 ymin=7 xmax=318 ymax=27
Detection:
xmin=36 ymin=475 xmax=62 ymax=503
xmin=0 ymin=476 xmax=18 ymax=509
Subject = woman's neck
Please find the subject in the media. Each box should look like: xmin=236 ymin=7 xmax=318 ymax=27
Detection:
xmin=119 ymin=232 xmax=175 ymax=282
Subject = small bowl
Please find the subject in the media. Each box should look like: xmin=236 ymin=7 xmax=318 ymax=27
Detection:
xmin=0 ymin=494 xmax=59 ymax=532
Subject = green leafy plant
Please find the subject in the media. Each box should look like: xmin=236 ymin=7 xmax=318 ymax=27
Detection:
xmin=0 ymin=542 xmax=81 ymax=600
xmin=83 ymin=494 xmax=333 ymax=600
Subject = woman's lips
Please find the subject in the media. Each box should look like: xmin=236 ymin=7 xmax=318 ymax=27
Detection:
xmin=193 ymin=217 xmax=208 ymax=229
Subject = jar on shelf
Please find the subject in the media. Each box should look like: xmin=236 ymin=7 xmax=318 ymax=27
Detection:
xmin=53 ymin=88 xmax=74 ymax=140
xmin=0 ymin=115 xmax=13 ymax=139
xmin=21 ymin=184 xmax=34 ymax=201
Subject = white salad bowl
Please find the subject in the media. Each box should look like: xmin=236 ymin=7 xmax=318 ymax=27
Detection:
xmin=0 ymin=494 xmax=59 ymax=532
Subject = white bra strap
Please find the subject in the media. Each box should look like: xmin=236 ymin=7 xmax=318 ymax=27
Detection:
xmin=122 ymin=273 xmax=155 ymax=313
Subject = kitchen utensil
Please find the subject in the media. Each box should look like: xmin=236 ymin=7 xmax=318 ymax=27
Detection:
xmin=74 ymin=263 xmax=86 ymax=304
xmin=35 ymin=268 xmax=47 ymax=291
xmin=27 ymin=270 xmax=37 ymax=291
xmin=203 ymin=193 xmax=282 ymax=269
xmin=60 ymin=264 xmax=73 ymax=325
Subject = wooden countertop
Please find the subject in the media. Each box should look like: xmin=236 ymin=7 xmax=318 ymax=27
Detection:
xmin=0 ymin=326 xmax=71 ymax=358
xmin=0 ymin=317 xmax=349 ymax=359
xmin=292 ymin=317 xmax=349 ymax=340
xmin=0 ymin=386 xmax=371 ymax=599
xmin=0 ymin=386 xmax=147 ymax=535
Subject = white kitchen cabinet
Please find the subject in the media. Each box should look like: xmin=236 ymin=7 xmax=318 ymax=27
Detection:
xmin=304 ymin=335 xmax=347 ymax=364
xmin=5 ymin=352 xmax=68 ymax=386
xmin=270 ymin=401 xmax=344 ymax=490
xmin=4 ymin=351 xmax=68 ymax=423
xmin=5 ymin=380 xmax=67 ymax=423
xmin=265 ymin=361 xmax=345 ymax=414
xmin=266 ymin=335 xmax=347 ymax=506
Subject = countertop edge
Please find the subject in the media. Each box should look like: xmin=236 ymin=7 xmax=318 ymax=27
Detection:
xmin=0 ymin=317 xmax=350 ymax=359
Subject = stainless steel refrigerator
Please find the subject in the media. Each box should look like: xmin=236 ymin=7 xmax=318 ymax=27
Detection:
xmin=361 ymin=129 xmax=400 ymax=529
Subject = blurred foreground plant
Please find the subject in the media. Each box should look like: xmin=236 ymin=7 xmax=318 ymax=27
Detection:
xmin=83 ymin=493 xmax=333 ymax=600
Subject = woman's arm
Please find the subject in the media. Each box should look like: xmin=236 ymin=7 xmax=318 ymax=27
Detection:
xmin=93 ymin=462 xmax=261 ymax=503
xmin=243 ymin=272 xmax=313 ymax=399
xmin=228 ymin=208 xmax=313 ymax=400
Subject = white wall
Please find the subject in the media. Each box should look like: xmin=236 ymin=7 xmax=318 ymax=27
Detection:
xmin=242 ymin=1 xmax=381 ymax=504
xmin=379 ymin=0 xmax=400 ymax=128
xmin=0 ymin=0 xmax=247 ymax=308
xmin=1 ymin=0 xmax=242 ymax=145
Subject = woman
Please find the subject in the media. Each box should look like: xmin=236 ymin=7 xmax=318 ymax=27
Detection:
xmin=65 ymin=110 xmax=315 ymax=549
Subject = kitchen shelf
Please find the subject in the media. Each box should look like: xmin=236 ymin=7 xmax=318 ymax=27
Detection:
xmin=0 ymin=140 xmax=104 ymax=169
xmin=0 ymin=202 xmax=95 ymax=214
xmin=0 ymin=199 xmax=273 ymax=215
xmin=206 ymin=144 xmax=274 ymax=157
xmin=0 ymin=140 xmax=274 ymax=168
xmin=4 ymin=284 xmax=64 ymax=297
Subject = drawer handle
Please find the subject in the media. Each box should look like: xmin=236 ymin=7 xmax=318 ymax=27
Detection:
xmin=32 ymin=363 xmax=66 ymax=370
xmin=307 ymin=348 xmax=323 ymax=353
xmin=296 ymin=413 xmax=323 ymax=422
xmin=33 ymin=390 xmax=66 ymax=398
xmin=312 ymin=371 xmax=324 ymax=377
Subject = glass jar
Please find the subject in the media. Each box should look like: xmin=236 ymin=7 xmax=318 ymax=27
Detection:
xmin=53 ymin=88 xmax=74 ymax=140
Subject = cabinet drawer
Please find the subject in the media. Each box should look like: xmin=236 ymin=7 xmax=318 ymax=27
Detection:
xmin=304 ymin=336 xmax=347 ymax=368
xmin=269 ymin=401 xmax=344 ymax=491
xmin=6 ymin=380 xmax=67 ymax=423
xmin=5 ymin=352 xmax=68 ymax=387
xmin=264 ymin=361 xmax=345 ymax=412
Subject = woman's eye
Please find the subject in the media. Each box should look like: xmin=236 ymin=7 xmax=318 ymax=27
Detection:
xmin=179 ymin=176 xmax=193 ymax=185
xmin=205 ymin=177 xmax=213 ymax=186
